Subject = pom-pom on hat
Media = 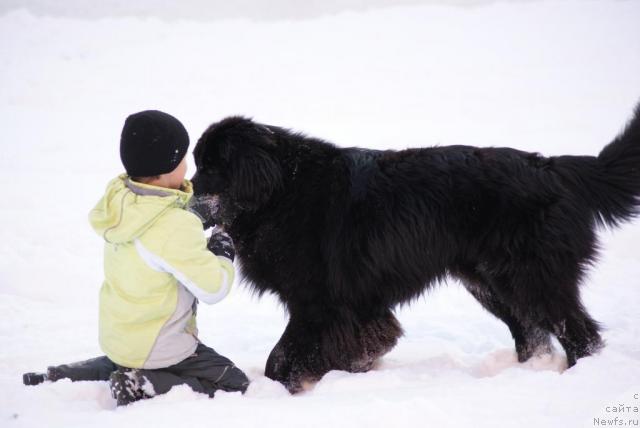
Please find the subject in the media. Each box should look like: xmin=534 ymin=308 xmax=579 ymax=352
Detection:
xmin=120 ymin=110 xmax=189 ymax=177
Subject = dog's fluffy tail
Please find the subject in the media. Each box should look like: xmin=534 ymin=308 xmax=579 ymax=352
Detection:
xmin=555 ymin=102 xmax=640 ymax=228
xmin=593 ymin=102 xmax=640 ymax=227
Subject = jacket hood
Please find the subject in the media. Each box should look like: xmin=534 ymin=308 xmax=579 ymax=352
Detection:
xmin=89 ymin=174 xmax=193 ymax=244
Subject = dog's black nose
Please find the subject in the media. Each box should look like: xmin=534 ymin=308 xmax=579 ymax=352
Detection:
xmin=191 ymin=172 xmax=202 ymax=194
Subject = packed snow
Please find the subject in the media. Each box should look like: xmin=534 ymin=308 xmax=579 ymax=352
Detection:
xmin=1 ymin=1 xmax=639 ymax=427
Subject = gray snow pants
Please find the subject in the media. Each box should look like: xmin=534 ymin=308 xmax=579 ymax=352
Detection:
xmin=47 ymin=343 xmax=249 ymax=397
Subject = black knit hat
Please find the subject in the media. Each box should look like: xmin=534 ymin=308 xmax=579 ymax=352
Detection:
xmin=120 ymin=110 xmax=189 ymax=177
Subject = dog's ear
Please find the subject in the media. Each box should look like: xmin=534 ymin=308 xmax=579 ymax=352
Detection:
xmin=229 ymin=146 xmax=283 ymax=210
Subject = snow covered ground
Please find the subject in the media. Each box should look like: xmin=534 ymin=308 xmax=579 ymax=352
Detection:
xmin=1 ymin=1 xmax=640 ymax=427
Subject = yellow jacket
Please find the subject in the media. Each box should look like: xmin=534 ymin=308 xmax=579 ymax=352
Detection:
xmin=89 ymin=175 xmax=234 ymax=369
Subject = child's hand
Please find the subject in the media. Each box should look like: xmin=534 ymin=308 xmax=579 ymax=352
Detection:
xmin=207 ymin=230 xmax=235 ymax=262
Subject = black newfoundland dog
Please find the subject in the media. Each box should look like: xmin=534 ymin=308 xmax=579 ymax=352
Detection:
xmin=191 ymin=104 xmax=640 ymax=392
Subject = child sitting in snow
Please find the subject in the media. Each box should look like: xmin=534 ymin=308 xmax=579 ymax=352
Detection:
xmin=22 ymin=110 xmax=249 ymax=406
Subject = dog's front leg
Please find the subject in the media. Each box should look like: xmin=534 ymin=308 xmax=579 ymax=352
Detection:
xmin=265 ymin=306 xmax=403 ymax=393
xmin=265 ymin=315 xmax=327 ymax=393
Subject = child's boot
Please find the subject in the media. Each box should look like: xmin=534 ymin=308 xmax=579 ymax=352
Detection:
xmin=22 ymin=366 xmax=65 ymax=385
xmin=109 ymin=369 xmax=146 ymax=406
xmin=22 ymin=371 xmax=47 ymax=385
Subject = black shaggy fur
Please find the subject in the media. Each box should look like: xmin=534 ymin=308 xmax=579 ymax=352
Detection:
xmin=191 ymin=104 xmax=640 ymax=392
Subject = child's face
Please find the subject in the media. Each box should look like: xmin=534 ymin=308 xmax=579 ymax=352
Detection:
xmin=165 ymin=157 xmax=188 ymax=190
xmin=135 ymin=156 xmax=187 ymax=190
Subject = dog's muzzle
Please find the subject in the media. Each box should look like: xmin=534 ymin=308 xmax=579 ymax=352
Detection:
xmin=187 ymin=194 xmax=222 ymax=227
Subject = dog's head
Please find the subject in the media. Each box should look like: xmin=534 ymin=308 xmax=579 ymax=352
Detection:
xmin=191 ymin=116 xmax=283 ymax=226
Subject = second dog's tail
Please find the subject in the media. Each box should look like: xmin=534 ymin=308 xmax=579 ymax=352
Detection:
xmin=593 ymin=102 xmax=640 ymax=227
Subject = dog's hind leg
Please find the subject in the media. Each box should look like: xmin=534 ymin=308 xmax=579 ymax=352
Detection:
xmin=491 ymin=260 xmax=603 ymax=368
xmin=538 ymin=295 xmax=604 ymax=368
xmin=460 ymin=269 xmax=552 ymax=362
xmin=505 ymin=247 xmax=603 ymax=367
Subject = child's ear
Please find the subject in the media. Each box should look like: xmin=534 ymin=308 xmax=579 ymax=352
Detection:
xmin=229 ymin=147 xmax=282 ymax=210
